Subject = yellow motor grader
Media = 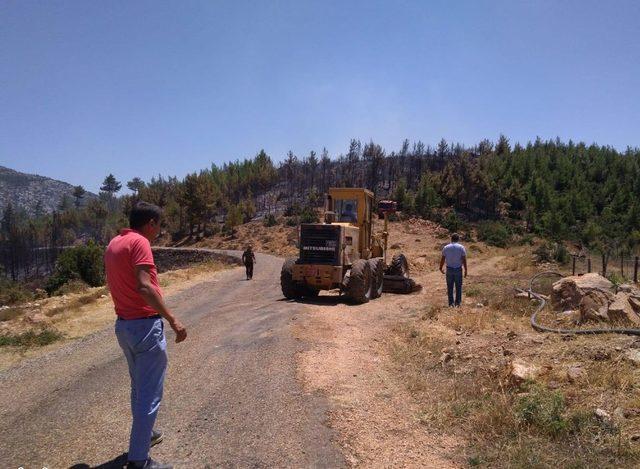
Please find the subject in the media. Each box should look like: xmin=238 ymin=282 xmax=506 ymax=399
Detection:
xmin=280 ymin=188 xmax=415 ymax=303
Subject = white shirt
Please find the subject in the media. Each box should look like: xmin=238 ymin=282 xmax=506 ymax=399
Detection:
xmin=442 ymin=243 xmax=466 ymax=268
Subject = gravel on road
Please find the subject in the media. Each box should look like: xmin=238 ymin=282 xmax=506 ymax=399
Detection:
xmin=0 ymin=252 xmax=344 ymax=469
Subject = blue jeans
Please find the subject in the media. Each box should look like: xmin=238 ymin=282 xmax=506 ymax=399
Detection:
xmin=115 ymin=317 xmax=168 ymax=462
xmin=446 ymin=267 xmax=463 ymax=306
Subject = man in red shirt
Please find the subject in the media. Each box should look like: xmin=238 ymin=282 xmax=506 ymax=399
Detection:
xmin=105 ymin=201 xmax=187 ymax=469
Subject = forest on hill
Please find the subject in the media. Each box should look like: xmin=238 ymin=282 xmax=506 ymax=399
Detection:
xmin=2 ymin=135 xmax=640 ymax=284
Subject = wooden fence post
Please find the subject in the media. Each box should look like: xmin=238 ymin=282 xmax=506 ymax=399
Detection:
xmin=621 ymin=253 xmax=624 ymax=277
xmin=635 ymin=256 xmax=639 ymax=283
xmin=588 ymin=257 xmax=592 ymax=273
xmin=572 ymin=256 xmax=576 ymax=275
xmin=602 ymin=253 xmax=607 ymax=277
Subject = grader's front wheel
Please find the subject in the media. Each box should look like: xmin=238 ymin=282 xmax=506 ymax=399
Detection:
xmin=369 ymin=257 xmax=385 ymax=299
xmin=281 ymin=259 xmax=303 ymax=299
xmin=344 ymin=259 xmax=373 ymax=304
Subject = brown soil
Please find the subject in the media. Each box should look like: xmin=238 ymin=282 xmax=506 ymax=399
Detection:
xmin=293 ymin=218 xmax=465 ymax=467
xmin=183 ymin=218 xmax=298 ymax=258
xmin=292 ymin=218 xmax=640 ymax=467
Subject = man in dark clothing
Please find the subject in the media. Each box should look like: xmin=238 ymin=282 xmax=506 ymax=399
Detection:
xmin=242 ymin=246 xmax=256 ymax=280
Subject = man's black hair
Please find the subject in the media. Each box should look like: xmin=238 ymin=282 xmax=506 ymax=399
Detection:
xmin=129 ymin=201 xmax=162 ymax=230
xmin=451 ymin=233 xmax=460 ymax=242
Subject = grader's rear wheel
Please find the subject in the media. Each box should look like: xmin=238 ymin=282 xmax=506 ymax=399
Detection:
xmin=344 ymin=259 xmax=373 ymax=304
xmin=369 ymin=257 xmax=385 ymax=299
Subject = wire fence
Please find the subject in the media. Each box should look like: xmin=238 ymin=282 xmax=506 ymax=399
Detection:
xmin=571 ymin=253 xmax=640 ymax=283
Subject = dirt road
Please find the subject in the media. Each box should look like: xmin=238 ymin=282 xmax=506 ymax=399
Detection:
xmin=0 ymin=252 xmax=344 ymax=468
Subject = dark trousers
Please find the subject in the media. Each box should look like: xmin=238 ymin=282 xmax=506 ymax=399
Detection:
xmin=446 ymin=267 xmax=463 ymax=306
xmin=245 ymin=263 xmax=254 ymax=279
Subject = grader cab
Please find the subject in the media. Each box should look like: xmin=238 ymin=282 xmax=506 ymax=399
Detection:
xmin=280 ymin=188 xmax=415 ymax=304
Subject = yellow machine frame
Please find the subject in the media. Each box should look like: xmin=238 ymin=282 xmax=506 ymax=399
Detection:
xmin=291 ymin=188 xmax=389 ymax=290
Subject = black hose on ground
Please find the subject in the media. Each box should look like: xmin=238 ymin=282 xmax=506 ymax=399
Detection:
xmin=527 ymin=270 xmax=640 ymax=336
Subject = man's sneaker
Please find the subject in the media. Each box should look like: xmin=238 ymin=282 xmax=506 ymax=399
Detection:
xmin=150 ymin=429 xmax=164 ymax=447
xmin=126 ymin=458 xmax=173 ymax=469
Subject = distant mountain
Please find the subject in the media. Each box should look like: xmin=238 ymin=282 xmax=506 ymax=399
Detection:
xmin=0 ymin=166 xmax=97 ymax=215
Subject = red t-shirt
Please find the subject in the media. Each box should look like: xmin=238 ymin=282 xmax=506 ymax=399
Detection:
xmin=104 ymin=228 xmax=163 ymax=319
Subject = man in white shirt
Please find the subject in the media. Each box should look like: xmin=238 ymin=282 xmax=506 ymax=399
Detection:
xmin=439 ymin=233 xmax=468 ymax=307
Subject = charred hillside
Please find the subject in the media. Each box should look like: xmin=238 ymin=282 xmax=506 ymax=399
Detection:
xmin=0 ymin=166 xmax=96 ymax=215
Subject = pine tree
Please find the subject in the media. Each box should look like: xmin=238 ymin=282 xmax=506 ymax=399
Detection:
xmin=72 ymin=186 xmax=86 ymax=208
xmin=394 ymin=179 xmax=407 ymax=211
xmin=225 ymin=204 xmax=243 ymax=234
xmin=33 ymin=200 xmax=45 ymax=218
xmin=58 ymin=195 xmax=72 ymax=211
xmin=100 ymin=174 xmax=122 ymax=212
xmin=363 ymin=141 xmax=384 ymax=194
xmin=414 ymin=173 xmax=440 ymax=218
xmin=100 ymin=174 xmax=122 ymax=196
xmin=320 ymin=148 xmax=331 ymax=192
xmin=306 ymin=151 xmax=318 ymax=189
xmin=126 ymin=177 xmax=145 ymax=196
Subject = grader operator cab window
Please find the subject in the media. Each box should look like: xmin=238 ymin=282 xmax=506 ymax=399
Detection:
xmin=335 ymin=199 xmax=358 ymax=223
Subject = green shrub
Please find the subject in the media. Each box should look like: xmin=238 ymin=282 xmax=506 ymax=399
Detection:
xmin=468 ymin=456 xmax=482 ymax=467
xmin=263 ymin=214 xmax=278 ymax=227
xmin=0 ymin=328 xmax=64 ymax=347
xmin=299 ymin=206 xmax=318 ymax=224
xmin=386 ymin=212 xmax=400 ymax=222
xmin=515 ymin=386 xmax=567 ymax=437
xmin=441 ymin=211 xmax=464 ymax=233
xmin=553 ymin=243 xmax=570 ymax=264
xmin=203 ymin=224 xmax=220 ymax=237
xmin=534 ymin=243 xmax=553 ymax=263
xmin=534 ymin=242 xmax=570 ymax=264
xmin=45 ymin=241 xmax=105 ymax=295
xmin=0 ymin=279 xmax=33 ymax=306
xmin=518 ymin=233 xmax=535 ymax=246
xmin=54 ymin=279 xmax=90 ymax=296
xmin=284 ymin=203 xmax=301 ymax=217
xmin=607 ymin=271 xmax=625 ymax=288
xmin=477 ymin=221 xmax=511 ymax=248
xmin=285 ymin=216 xmax=298 ymax=227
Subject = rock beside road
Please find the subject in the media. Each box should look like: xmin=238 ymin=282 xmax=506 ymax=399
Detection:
xmin=552 ymin=273 xmax=614 ymax=310
xmin=609 ymin=292 xmax=640 ymax=325
xmin=551 ymin=273 xmax=640 ymax=326
xmin=508 ymin=359 xmax=541 ymax=385
xmin=566 ymin=365 xmax=585 ymax=383
xmin=579 ymin=289 xmax=613 ymax=323
xmin=625 ymin=349 xmax=640 ymax=366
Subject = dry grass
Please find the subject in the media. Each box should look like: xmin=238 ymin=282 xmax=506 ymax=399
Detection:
xmin=500 ymin=246 xmax=537 ymax=273
xmin=46 ymin=286 xmax=109 ymax=317
xmin=192 ymin=219 xmax=298 ymax=257
xmin=390 ymin=282 xmax=640 ymax=468
xmin=439 ymin=306 xmax=502 ymax=333
xmin=0 ymin=259 xmax=234 ymax=371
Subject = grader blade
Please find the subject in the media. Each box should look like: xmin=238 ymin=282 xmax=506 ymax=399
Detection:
xmin=382 ymin=274 xmax=420 ymax=294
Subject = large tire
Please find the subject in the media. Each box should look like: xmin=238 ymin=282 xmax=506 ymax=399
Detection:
xmin=281 ymin=259 xmax=303 ymax=299
xmin=387 ymin=253 xmax=409 ymax=278
xmin=369 ymin=257 xmax=385 ymax=299
xmin=301 ymin=286 xmax=320 ymax=298
xmin=344 ymin=259 xmax=373 ymax=304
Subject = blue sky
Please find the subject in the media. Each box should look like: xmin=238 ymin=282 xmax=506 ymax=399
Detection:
xmin=1 ymin=0 xmax=639 ymax=192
